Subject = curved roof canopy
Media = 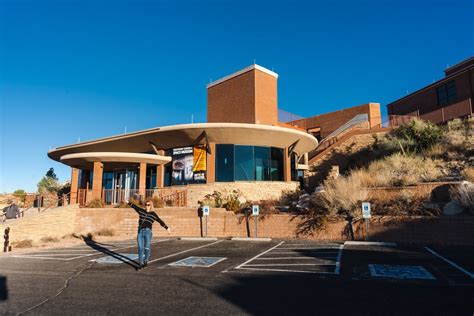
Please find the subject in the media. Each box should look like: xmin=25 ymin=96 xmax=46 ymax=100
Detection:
xmin=49 ymin=123 xmax=318 ymax=164
xmin=60 ymin=152 xmax=171 ymax=169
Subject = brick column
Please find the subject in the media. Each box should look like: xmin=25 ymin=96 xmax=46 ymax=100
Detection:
xmin=139 ymin=162 xmax=147 ymax=198
xmin=91 ymin=161 xmax=104 ymax=201
xmin=206 ymin=142 xmax=216 ymax=184
xmin=283 ymin=147 xmax=292 ymax=182
xmin=156 ymin=149 xmax=165 ymax=188
xmin=70 ymin=168 xmax=79 ymax=204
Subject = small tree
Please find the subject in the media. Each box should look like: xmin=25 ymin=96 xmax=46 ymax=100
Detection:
xmin=37 ymin=168 xmax=60 ymax=194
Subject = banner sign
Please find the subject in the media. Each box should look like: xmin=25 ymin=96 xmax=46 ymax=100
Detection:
xmin=171 ymin=145 xmax=207 ymax=185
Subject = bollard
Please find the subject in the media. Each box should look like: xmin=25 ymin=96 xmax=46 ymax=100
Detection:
xmin=3 ymin=227 xmax=10 ymax=252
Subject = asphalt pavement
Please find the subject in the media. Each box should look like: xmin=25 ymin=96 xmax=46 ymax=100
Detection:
xmin=0 ymin=238 xmax=473 ymax=315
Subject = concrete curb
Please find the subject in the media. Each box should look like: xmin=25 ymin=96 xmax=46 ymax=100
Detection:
xmin=344 ymin=241 xmax=397 ymax=247
xmin=178 ymin=237 xmax=218 ymax=241
xmin=230 ymin=237 xmax=272 ymax=242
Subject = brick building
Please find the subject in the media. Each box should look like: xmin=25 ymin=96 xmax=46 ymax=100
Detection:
xmin=387 ymin=56 xmax=473 ymax=123
xmin=48 ymin=64 xmax=380 ymax=206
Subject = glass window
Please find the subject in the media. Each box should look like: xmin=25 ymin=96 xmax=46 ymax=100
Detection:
xmin=146 ymin=167 xmax=156 ymax=189
xmin=270 ymin=147 xmax=284 ymax=181
xmin=102 ymin=172 xmax=114 ymax=189
xmin=291 ymin=153 xmax=298 ymax=181
xmin=254 ymin=146 xmax=270 ymax=181
xmin=216 ymin=144 xmax=234 ymax=182
xmin=437 ymin=81 xmax=456 ymax=106
xmin=235 ymin=146 xmax=255 ymax=181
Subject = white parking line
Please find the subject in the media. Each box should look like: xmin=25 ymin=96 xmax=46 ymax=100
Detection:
xmin=425 ymin=247 xmax=474 ymax=279
xmin=234 ymin=241 xmax=285 ymax=270
xmin=233 ymin=241 xmax=344 ymax=275
xmin=148 ymin=240 xmax=224 ymax=264
xmin=12 ymin=239 xmax=170 ymax=261
xmin=245 ymin=263 xmax=336 ymax=267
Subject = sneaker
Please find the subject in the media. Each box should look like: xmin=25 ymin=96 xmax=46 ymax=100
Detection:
xmin=144 ymin=261 xmax=148 ymax=268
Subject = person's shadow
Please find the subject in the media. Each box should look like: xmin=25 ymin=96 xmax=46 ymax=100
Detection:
xmin=81 ymin=234 xmax=139 ymax=270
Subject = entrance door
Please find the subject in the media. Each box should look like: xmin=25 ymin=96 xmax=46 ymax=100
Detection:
xmin=112 ymin=169 xmax=138 ymax=204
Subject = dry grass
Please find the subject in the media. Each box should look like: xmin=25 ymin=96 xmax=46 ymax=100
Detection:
xmin=462 ymin=167 xmax=474 ymax=182
xmin=450 ymin=182 xmax=474 ymax=211
xmin=355 ymin=153 xmax=442 ymax=187
xmin=40 ymin=236 xmax=60 ymax=243
xmin=314 ymin=173 xmax=368 ymax=217
xmin=12 ymin=239 xmax=33 ymax=248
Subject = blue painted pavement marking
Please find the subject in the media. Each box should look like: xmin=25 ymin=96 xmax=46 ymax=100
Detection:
xmin=94 ymin=253 xmax=139 ymax=264
xmin=369 ymin=264 xmax=436 ymax=280
xmin=169 ymin=256 xmax=227 ymax=267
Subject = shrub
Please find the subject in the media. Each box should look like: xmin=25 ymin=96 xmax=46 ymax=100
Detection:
xmin=40 ymin=236 xmax=60 ymax=243
xmin=201 ymin=191 xmax=224 ymax=208
xmin=314 ymin=173 xmax=368 ymax=217
xmin=152 ymin=196 xmax=164 ymax=208
xmin=381 ymin=118 xmax=443 ymax=154
xmin=12 ymin=239 xmax=33 ymax=248
xmin=224 ymin=190 xmax=241 ymax=213
xmin=450 ymin=182 xmax=474 ymax=211
xmin=358 ymin=153 xmax=442 ymax=187
xmin=86 ymin=199 xmax=103 ymax=208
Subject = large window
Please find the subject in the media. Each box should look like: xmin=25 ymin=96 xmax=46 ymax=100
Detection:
xmin=235 ymin=146 xmax=255 ymax=181
xmin=216 ymin=145 xmax=284 ymax=182
xmin=437 ymin=81 xmax=457 ymax=106
xmin=216 ymin=144 xmax=234 ymax=182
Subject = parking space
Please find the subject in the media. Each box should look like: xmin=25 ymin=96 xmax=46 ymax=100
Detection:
xmin=9 ymin=239 xmax=170 ymax=261
xmin=232 ymin=241 xmax=343 ymax=274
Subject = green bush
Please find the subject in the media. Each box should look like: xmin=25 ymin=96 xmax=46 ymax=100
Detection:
xmin=381 ymin=118 xmax=443 ymax=153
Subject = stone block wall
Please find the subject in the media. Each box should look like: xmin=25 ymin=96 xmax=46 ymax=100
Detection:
xmin=1 ymin=204 xmax=78 ymax=243
xmin=184 ymin=181 xmax=299 ymax=206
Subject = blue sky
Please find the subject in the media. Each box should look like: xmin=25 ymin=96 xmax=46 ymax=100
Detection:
xmin=0 ymin=0 xmax=473 ymax=192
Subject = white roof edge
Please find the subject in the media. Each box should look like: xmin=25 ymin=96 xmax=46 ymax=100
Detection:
xmin=206 ymin=64 xmax=278 ymax=89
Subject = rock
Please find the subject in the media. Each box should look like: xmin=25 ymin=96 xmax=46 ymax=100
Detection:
xmin=423 ymin=202 xmax=441 ymax=212
xmin=443 ymin=201 xmax=464 ymax=215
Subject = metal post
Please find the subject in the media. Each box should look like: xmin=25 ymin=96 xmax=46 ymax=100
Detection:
xmin=205 ymin=216 xmax=208 ymax=238
xmin=4 ymin=227 xmax=10 ymax=252
xmin=365 ymin=219 xmax=370 ymax=241
xmin=254 ymin=215 xmax=258 ymax=238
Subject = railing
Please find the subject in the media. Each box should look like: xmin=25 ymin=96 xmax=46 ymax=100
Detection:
xmin=155 ymin=189 xmax=187 ymax=207
xmin=278 ymin=109 xmax=305 ymax=123
xmin=76 ymin=188 xmax=187 ymax=207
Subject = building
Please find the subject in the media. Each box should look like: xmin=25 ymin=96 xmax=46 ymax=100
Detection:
xmin=387 ymin=56 xmax=473 ymax=124
xmin=48 ymin=64 xmax=381 ymax=206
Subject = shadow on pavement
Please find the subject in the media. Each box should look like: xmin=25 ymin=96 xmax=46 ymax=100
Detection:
xmin=81 ymin=234 xmax=138 ymax=269
xmin=0 ymin=276 xmax=7 ymax=301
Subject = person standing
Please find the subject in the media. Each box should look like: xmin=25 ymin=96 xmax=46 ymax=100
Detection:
xmin=126 ymin=199 xmax=170 ymax=271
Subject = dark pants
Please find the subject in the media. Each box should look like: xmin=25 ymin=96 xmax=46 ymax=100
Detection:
xmin=137 ymin=228 xmax=152 ymax=264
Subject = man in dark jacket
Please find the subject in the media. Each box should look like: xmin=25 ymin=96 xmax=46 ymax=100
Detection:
xmin=125 ymin=199 xmax=170 ymax=270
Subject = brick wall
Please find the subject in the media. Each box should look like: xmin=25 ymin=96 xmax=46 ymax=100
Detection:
xmin=3 ymin=205 xmax=474 ymax=245
xmin=0 ymin=204 xmax=78 ymax=243
xmin=74 ymin=208 xmax=474 ymax=245
xmin=289 ymin=103 xmax=381 ymax=137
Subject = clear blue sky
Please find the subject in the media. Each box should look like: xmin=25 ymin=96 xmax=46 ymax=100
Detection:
xmin=0 ymin=0 xmax=473 ymax=193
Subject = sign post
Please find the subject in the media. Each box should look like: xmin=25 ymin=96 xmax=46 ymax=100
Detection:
xmin=203 ymin=206 xmax=210 ymax=237
xmin=361 ymin=202 xmax=371 ymax=241
xmin=252 ymin=205 xmax=259 ymax=238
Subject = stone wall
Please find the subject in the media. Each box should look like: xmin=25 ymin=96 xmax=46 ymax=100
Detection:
xmin=1 ymin=204 xmax=78 ymax=243
xmin=3 ymin=205 xmax=474 ymax=245
xmin=184 ymin=181 xmax=299 ymax=206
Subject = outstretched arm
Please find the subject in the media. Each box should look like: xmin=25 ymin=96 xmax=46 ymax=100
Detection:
xmin=153 ymin=213 xmax=170 ymax=232
xmin=125 ymin=200 xmax=145 ymax=214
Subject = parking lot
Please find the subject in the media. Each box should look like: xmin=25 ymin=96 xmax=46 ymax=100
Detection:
xmin=0 ymin=238 xmax=473 ymax=314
